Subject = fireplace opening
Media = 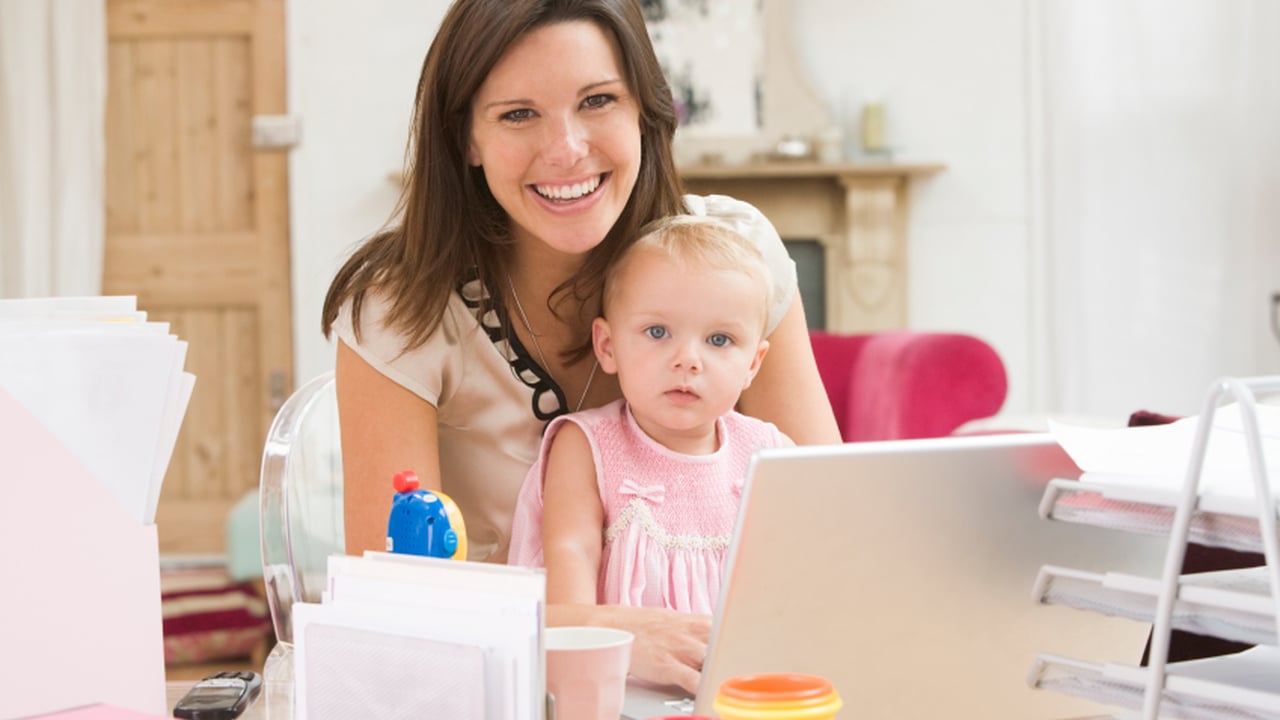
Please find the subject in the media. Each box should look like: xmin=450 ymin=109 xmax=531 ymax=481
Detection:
xmin=785 ymin=239 xmax=825 ymax=330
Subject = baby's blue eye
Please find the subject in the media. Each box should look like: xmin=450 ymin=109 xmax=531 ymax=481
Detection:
xmin=645 ymin=326 xmax=668 ymax=340
xmin=708 ymin=333 xmax=731 ymax=347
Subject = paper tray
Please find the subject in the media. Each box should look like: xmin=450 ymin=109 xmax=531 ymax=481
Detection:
xmin=1030 ymin=647 xmax=1280 ymax=720
xmin=1040 ymin=478 xmax=1274 ymax=555
xmin=1035 ymin=564 xmax=1277 ymax=646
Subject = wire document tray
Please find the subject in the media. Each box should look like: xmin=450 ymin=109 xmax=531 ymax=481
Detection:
xmin=1028 ymin=376 xmax=1280 ymax=720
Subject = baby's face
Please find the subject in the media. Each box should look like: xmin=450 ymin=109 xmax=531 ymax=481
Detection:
xmin=593 ymin=250 xmax=769 ymax=449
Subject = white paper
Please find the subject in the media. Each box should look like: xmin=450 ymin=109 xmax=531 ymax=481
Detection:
xmin=1034 ymin=648 xmax=1280 ymax=716
xmin=299 ymin=552 xmax=545 ymax=720
xmin=0 ymin=294 xmax=141 ymax=320
xmin=0 ymin=296 xmax=193 ymax=523
xmin=1049 ymin=403 xmax=1280 ymax=500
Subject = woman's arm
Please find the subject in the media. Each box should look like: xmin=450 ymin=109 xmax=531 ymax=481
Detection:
xmin=739 ymin=296 xmax=841 ymax=445
xmin=540 ymin=423 xmax=605 ymax=604
xmin=336 ymin=339 xmax=443 ymax=555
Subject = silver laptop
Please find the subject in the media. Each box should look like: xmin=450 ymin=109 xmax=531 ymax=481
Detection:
xmin=623 ymin=432 xmax=1170 ymax=719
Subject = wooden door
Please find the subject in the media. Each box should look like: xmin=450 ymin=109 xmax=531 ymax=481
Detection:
xmin=104 ymin=0 xmax=292 ymax=554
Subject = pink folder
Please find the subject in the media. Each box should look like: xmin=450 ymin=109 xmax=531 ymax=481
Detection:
xmin=20 ymin=704 xmax=171 ymax=719
xmin=0 ymin=387 xmax=167 ymax=718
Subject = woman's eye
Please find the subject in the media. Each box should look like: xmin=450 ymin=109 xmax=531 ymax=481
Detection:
xmin=500 ymin=108 xmax=535 ymax=123
xmin=645 ymin=326 xmax=668 ymax=340
xmin=708 ymin=333 xmax=732 ymax=348
xmin=583 ymin=93 xmax=616 ymax=110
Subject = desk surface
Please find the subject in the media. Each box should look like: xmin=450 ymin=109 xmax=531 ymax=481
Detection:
xmin=164 ymin=681 xmax=1126 ymax=720
xmin=166 ymin=680 xmax=286 ymax=720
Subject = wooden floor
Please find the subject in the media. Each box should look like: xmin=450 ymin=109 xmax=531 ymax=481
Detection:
xmin=166 ymin=654 xmax=261 ymax=682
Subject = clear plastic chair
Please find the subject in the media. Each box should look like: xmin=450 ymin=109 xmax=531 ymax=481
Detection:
xmin=258 ymin=371 xmax=345 ymax=690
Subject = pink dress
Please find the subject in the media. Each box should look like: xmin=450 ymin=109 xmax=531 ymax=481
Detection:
xmin=508 ymin=399 xmax=786 ymax=614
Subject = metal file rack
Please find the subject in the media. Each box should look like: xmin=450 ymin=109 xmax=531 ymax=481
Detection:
xmin=1028 ymin=376 xmax=1280 ymax=719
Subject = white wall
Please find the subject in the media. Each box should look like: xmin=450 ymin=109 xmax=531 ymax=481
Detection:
xmin=1038 ymin=0 xmax=1280 ymax=418
xmin=790 ymin=0 xmax=1042 ymax=416
xmin=286 ymin=0 xmax=450 ymax=385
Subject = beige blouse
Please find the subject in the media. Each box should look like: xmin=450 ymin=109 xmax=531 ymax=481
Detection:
xmin=331 ymin=194 xmax=797 ymax=562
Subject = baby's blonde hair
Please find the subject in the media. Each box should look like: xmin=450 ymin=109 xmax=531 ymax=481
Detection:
xmin=603 ymin=214 xmax=773 ymax=331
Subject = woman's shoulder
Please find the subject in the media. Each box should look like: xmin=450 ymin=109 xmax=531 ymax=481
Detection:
xmin=329 ymin=284 xmax=482 ymax=403
xmin=333 ymin=286 xmax=476 ymax=346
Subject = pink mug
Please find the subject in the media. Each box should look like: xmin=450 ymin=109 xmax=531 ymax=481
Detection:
xmin=545 ymin=626 xmax=634 ymax=720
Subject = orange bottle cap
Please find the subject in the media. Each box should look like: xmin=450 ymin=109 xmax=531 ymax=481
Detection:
xmin=718 ymin=673 xmax=834 ymax=704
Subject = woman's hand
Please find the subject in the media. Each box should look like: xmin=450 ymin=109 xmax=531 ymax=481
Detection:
xmin=548 ymin=603 xmax=711 ymax=694
xmin=623 ymin=606 xmax=712 ymax=693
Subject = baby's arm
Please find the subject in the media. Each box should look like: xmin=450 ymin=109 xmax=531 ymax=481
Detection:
xmin=541 ymin=422 xmax=605 ymax=605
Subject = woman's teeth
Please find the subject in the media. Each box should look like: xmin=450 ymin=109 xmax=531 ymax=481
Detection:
xmin=535 ymin=174 xmax=601 ymax=201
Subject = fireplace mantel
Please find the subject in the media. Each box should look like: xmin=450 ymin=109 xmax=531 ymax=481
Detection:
xmin=680 ymin=160 xmax=944 ymax=333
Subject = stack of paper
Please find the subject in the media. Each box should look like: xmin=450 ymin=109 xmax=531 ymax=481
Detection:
xmin=1035 ymin=564 xmax=1277 ymax=647
xmin=1031 ymin=647 xmax=1280 ymax=719
xmin=0 ymin=296 xmax=194 ymax=524
xmin=1043 ymin=402 xmax=1280 ymax=548
xmin=293 ymin=551 xmax=545 ymax=720
xmin=1050 ymin=402 xmax=1280 ymax=501
xmin=0 ymin=296 xmax=194 ymax=718
xmin=1041 ymin=477 xmax=1269 ymax=554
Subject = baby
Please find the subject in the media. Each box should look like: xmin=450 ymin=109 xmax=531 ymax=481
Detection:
xmin=508 ymin=214 xmax=792 ymax=613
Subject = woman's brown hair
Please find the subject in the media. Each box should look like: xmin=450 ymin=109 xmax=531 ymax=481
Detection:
xmin=321 ymin=0 xmax=686 ymax=360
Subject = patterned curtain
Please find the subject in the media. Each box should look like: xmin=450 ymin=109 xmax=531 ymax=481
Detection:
xmin=0 ymin=0 xmax=106 ymax=298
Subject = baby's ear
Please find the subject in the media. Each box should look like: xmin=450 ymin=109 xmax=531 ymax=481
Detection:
xmin=741 ymin=339 xmax=770 ymax=390
xmin=592 ymin=317 xmax=620 ymax=374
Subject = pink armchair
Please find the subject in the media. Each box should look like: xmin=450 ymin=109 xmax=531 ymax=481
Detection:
xmin=808 ymin=331 xmax=1008 ymax=442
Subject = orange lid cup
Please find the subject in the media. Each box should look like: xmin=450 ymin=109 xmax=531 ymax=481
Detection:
xmin=714 ymin=673 xmax=843 ymax=720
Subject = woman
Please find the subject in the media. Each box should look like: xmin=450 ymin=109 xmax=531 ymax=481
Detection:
xmin=321 ymin=0 xmax=839 ymax=693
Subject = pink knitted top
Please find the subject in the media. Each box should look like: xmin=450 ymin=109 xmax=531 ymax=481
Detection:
xmin=507 ymin=398 xmax=786 ymax=614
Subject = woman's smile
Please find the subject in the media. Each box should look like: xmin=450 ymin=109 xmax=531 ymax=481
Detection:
xmin=532 ymin=172 xmax=607 ymax=203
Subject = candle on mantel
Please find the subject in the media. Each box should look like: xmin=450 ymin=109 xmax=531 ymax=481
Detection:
xmin=861 ymin=102 xmax=886 ymax=153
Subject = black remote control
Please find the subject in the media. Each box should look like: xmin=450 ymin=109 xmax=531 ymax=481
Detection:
xmin=172 ymin=670 xmax=262 ymax=720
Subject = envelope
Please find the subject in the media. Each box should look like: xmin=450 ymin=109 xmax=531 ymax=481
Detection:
xmin=0 ymin=386 xmax=166 ymax=719
xmin=292 ymin=552 xmax=546 ymax=720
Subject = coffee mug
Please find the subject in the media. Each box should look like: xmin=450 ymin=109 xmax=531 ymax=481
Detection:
xmin=545 ymin=626 xmax=634 ymax=720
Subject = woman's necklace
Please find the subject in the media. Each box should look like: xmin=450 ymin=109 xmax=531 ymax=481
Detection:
xmin=506 ymin=275 xmax=599 ymax=413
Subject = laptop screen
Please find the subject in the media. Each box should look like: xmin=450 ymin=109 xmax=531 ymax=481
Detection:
xmin=683 ymin=432 xmax=1168 ymax=718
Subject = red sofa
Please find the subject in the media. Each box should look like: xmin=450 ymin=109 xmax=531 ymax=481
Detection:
xmin=809 ymin=330 xmax=1008 ymax=442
